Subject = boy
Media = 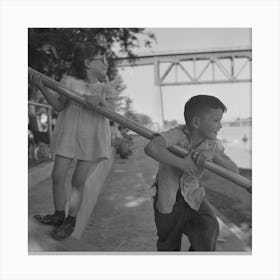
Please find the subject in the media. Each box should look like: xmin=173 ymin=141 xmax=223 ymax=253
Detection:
xmin=144 ymin=95 xmax=238 ymax=251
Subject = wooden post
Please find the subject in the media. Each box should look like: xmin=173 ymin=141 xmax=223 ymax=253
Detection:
xmin=28 ymin=67 xmax=252 ymax=192
xmin=47 ymin=106 xmax=53 ymax=160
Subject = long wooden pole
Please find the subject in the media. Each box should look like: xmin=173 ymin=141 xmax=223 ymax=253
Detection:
xmin=28 ymin=67 xmax=252 ymax=192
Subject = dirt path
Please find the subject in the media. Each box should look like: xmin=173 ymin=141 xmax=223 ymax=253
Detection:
xmin=29 ymin=136 xmax=251 ymax=252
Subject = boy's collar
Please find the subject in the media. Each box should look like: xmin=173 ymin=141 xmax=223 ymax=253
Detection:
xmin=183 ymin=125 xmax=191 ymax=136
xmin=183 ymin=124 xmax=208 ymax=149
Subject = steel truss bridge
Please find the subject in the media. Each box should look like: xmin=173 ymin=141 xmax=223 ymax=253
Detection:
xmin=116 ymin=47 xmax=252 ymax=123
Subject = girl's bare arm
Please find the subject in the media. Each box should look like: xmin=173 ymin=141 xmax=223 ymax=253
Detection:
xmin=37 ymin=83 xmax=68 ymax=112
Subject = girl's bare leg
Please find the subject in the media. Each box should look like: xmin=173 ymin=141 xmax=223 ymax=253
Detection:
xmin=51 ymin=160 xmax=93 ymax=240
xmin=68 ymin=160 xmax=94 ymax=217
xmin=52 ymin=154 xmax=73 ymax=211
xmin=33 ymin=154 xmax=73 ymax=226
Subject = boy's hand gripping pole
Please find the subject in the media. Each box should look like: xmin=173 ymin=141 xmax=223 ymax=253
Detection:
xmin=28 ymin=67 xmax=252 ymax=193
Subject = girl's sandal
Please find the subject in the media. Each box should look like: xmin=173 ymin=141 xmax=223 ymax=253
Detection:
xmin=33 ymin=214 xmax=64 ymax=226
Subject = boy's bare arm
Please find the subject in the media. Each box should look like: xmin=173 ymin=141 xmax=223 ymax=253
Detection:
xmin=144 ymin=135 xmax=198 ymax=176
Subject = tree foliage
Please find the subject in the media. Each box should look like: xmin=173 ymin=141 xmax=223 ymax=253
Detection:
xmin=28 ymin=28 xmax=155 ymax=125
xmin=28 ymin=28 xmax=155 ymax=81
xmin=122 ymin=97 xmax=153 ymax=126
xmin=163 ymin=119 xmax=179 ymax=129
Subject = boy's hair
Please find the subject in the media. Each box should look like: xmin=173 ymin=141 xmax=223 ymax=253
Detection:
xmin=184 ymin=95 xmax=227 ymax=127
xmin=68 ymin=42 xmax=106 ymax=80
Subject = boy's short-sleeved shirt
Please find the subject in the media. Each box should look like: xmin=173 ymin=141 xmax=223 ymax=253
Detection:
xmin=154 ymin=125 xmax=225 ymax=213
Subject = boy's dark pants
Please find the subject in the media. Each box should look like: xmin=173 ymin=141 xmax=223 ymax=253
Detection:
xmin=153 ymin=191 xmax=219 ymax=251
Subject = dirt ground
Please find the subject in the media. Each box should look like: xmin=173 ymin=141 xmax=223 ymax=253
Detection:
xmin=29 ymin=135 xmax=252 ymax=252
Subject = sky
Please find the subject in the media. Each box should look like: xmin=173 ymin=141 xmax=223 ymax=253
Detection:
xmin=117 ymin=28 xmax=251 ymax=124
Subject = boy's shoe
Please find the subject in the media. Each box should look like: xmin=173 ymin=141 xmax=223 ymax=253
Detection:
xmin=51 ymin=216 xmax=76 ymax=241
xmin=33 ymin=214 xmax=64 ymax=226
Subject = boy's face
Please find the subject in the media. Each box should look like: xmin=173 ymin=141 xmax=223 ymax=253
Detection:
xmin=197 ymin=108 xmax=223 ymax=140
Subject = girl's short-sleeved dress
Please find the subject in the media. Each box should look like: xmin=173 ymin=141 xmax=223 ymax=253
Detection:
xmin=50 ymin=75 xmax=115 ymax=162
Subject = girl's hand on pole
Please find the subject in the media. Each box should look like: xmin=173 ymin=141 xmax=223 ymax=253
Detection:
xmin=98 ymin=73 xmax=109 ymax=83
xmin=33 ymin=74 xmax=45 ymax=90
xmin=85 ymin=95 xmax=104 ymax=106
xmin=91 ymin=83 xmax=104 ymax=95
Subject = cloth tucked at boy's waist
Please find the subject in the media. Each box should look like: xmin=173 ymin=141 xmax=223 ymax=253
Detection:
xmin=155 ymin=164 xmax=205 ymax=213
xmin=179 ymin=173 xmax=205 ymax=211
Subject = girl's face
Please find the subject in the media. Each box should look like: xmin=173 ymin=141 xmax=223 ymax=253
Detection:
xmin=86 ymin=53 xmax=108 ymax=80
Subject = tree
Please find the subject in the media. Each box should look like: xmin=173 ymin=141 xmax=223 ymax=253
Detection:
xmin=121 ymin=97 xmax=153 ymax=127
xmin=28 ymin=28 xmax=156 ymax=132
xmin=28 ymin=28 xmax=155 ymax=81
xmin=163 ymin=119 xmax=179 ymax=128
xmin=109 ymin=74 xmax=127 ymax=112
xmin=134 ymin=113 xmax=152 ymax=126
xmin=122 ymin=97 xmax=139 ymax=123
xmin=28 ymin=28 xmax=155 ymax=108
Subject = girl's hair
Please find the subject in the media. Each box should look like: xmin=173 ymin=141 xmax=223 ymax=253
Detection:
xmin=68 ymin=43 xmax=106 ymax=80
xmin=184 ymin=95 xmax=227 ymax=127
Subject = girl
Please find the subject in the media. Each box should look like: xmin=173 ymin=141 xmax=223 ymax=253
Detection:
xmin=32 ymin=43 xmax=116 ymax=240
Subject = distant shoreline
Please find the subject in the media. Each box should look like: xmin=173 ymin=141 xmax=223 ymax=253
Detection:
xmin=222 ymin=118 xmax=252 ymax=127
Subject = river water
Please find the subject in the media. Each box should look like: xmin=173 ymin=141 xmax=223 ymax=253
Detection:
xmin=218 ymin=126 xmax=252 ymax=169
